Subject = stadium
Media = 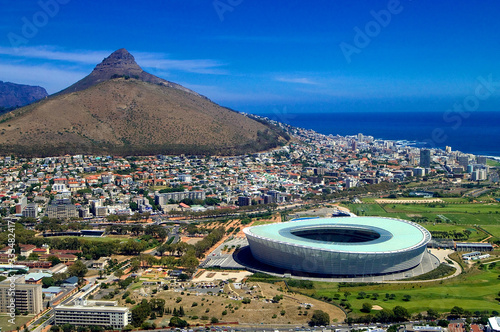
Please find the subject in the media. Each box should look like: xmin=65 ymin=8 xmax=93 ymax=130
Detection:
xmin=243 ymin=217 xmax=431 ymax=277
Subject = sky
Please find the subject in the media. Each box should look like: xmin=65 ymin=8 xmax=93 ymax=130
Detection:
xmin=1 ymin=0 xmax=500 ymax=114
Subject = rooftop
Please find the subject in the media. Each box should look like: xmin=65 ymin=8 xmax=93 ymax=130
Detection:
xmin=244 ymin=216 xmax=430 ymax=253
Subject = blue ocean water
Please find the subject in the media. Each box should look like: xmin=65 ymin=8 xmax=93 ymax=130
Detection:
xmin=261 ymin=111 xmax=500 ymax=157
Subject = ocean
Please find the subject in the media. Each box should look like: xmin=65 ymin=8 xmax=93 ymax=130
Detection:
xmin=260 ymin=110 xmax=500 ymax=157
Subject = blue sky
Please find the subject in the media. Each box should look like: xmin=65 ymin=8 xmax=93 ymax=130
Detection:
xmin=1 ymin=0 xmax=500 ymax=114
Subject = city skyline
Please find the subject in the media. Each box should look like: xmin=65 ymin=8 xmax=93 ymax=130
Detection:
xmin=1 ymin=1 xmax=500 ymax=114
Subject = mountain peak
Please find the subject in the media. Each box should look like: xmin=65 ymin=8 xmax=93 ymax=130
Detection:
xmin=93 ymin=48 xmax=142 ymax=75
xmin=53 ymin=48 xmax=201 ymax=97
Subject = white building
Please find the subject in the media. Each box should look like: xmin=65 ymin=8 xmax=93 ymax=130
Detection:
xmin=55 ymin=300 xmax=131 ymax=329
xmin=488 ymin=317 xmax=500 ymax=332
xmin=413 ymin=167 xmax=426 ymax=177
xmin=178 ymin=174 xmax=192 ymax=182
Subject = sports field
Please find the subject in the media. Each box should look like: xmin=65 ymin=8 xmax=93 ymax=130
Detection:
xmin=292 ymin=262 xmax=500 ymax=315
xmin=345 ymin=201 xmax=500 ymax=229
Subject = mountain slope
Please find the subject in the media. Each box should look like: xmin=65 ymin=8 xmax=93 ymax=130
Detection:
xmin=0 ymin=50 xmax=287 ymax=156
xmin=0 ymin=81 xmax=48 ymax=109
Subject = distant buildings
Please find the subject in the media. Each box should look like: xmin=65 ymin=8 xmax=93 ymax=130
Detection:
xmin=413 ymin=167 xmax=426 ymax=177
xmin=155 ymin=191 xmax=206 ymax=205
xmin=46 ymin=203 xmax=78 ymax=219
xmin=455 ymin=242 xmax=493 ymax=252
xmin=238 ymin=196 xmax=252 ymax=206
xmin=458 ymin=156 xmax=469 ymax=168
xmin=420 ymin=149 xmax=431 ymax=168
xmin=471 ymin=169 xmax=487 ymax=181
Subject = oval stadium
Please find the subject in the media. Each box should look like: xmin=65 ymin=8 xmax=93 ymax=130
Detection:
xmin=243 ymin=217 xmax=431 ymax=277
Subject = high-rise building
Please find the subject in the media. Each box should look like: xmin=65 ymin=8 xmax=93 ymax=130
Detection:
xmin=238 ymin=196 xmax=252 ymax=206
xmin=420 ymin=149 xmax=431 ymax=168
xmin=476 ymin=156 xmax=487 ymax=165
xmin=458 ymin=156 xmax=469 ymax=168
xmin=357 ymin=133 xmax=364 ymax=142
xmin=413 ymin=167 xmax=426 ymax=177
xmin=0 ymin=277 xmax=43 ymax=314
xmin=471 ymin=170 xmax=487 ymax=181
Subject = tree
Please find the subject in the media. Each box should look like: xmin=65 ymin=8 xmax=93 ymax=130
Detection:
xmin=272 ymin=294 xmax=283 ymax=303
xmin=42 ymin=277 xmax=55 ymax=288
xmin=403 ymin=294 xmax=411 ymax=302
xmin=132 ymin=300 xmax=151 ymax=327
xmin=210 ymin=317 xmax=219 ymax=324
xmin=68 ymin=260 xmax=88 ymax=278
xmin=309 ymin=310 xmax=330 ymax=327
xmin=47 ymin=255 xmax=62 ymax=266
xmin=393 ymin=306 xmax=410 ymax=322
xmin=361 ymin=302 xmax=372 ymax=313
xmin=450 ymin=306 xmax=465 ymax=318
xmin=169 ymin=316 xmax=188 ymax=328
xmin=427 ymin=308 xmax=439 ymax=320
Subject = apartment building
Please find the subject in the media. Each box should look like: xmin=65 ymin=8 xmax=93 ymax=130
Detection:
xmin=0 ymin=277 xmax=43 ymax=314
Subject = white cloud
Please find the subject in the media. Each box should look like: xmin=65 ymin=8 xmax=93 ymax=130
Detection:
xmin=0 ymin=45 xmax=107 ymax=64
xmin=0 ymin=62 xmax=87 ymax=94
xmin=275 ymin=76 xmax=319 ymax=85
xmin=0 ymin=45 xmax=227 ymax=75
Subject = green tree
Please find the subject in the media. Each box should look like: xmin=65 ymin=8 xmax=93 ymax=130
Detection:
xmin=68 ymin=260 xmax=88 ymax=278
xmin=426 ymin=308 xmax=439 ymax=320
xmin=309 ymin=310 xmax=330 ymax=326
xmin=169 ymin=316 xmax=188 ymax=328
xmin=132 ymin=300 xmax=151 ymax=327
xmin=392 ymin=306 xmax=410 ymax=322
xmin=42 ymin=277 xmax=55 ymax=288
xmin=361 ymin=302 xmax=372 ymax=313
xmin=450 ymin=306 xmax=465 ymax=317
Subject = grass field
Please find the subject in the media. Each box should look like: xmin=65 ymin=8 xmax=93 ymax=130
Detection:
xmin=480 ymin=225 xmax=500 ymax=238
xmin=421 ymin=223 xmax=486 ymax=242
xmin=0 ymin=314 xmax=33 ymax=332
xmin=292 ymin=263 xmax=500 ymax=316
xmin=344 ymin=202 xmax=500 ymax=231
xmin=487 ymin=159 xmax=500 ymax=167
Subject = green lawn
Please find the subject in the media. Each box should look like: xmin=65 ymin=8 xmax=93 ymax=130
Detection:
xmin=481 ymin=225 xmax=500 ymax=238
xmin=343 ymin=204 xmax=389 ymax=216
xmin=487 ymin=159 xmax=500 ymax=167
xmin=382 ymin=203 xmax=500 ymax=215
xmin=302 ymin=264 xmax=500 ymax=315
xmin=344 ymin=203 xmax=500 ymax=228
xmin=0 ymin=314 xmax=34 ymax=332
xmin=421 ymin=223 xmax=486 ymax=242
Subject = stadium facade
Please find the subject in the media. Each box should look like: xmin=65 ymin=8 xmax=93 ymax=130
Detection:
xmin=243 ymin=217 xmax=431 ymax=276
